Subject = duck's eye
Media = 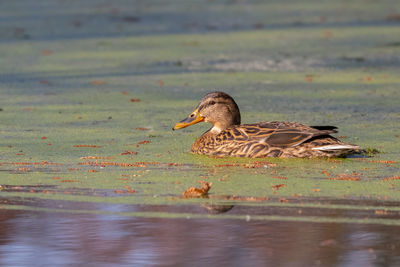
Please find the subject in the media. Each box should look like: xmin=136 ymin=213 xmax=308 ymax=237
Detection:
xmin=190 ymin=113 xmax=195 ymax=118
xmin=209 ymin=101 xmax=216 ymax=105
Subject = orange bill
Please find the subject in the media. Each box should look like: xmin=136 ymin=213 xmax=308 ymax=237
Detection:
xmin=173 ymin=109 xmax=205 ymax=130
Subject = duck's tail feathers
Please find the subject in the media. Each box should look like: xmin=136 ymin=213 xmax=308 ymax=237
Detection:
xmin=312 ymin=144 xmax=359 ymax=151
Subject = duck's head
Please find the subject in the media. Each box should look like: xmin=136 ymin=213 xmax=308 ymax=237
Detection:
xmin=173 ymin=91 xmax=241 ymax=133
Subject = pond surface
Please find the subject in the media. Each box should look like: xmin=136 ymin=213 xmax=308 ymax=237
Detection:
xmin=1 ymin=207 xmax=400 ymax=266
xmin=1 ymin=0 xmax=400 ymax=266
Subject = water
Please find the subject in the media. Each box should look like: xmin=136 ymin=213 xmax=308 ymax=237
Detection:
xmin=1 ymin=207 xmax=399 ymax=267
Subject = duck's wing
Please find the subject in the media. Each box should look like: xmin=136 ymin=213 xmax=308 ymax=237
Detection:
xmin=222 ymin=121 xmax=338 ymax=148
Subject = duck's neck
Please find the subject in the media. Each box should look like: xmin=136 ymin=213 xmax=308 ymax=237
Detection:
xmin=210 ymin=125 xmax=222 ymax=134
xmin=208 ymin=120 xmax=236 ymax=135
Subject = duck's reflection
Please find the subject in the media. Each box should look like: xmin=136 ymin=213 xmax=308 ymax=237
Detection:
xmin=201 ymin=203 xmax=234 ymax=214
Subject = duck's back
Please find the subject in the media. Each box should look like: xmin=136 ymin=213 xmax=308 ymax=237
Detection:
xmin=191 ymin=121 xmax=359 ymax=158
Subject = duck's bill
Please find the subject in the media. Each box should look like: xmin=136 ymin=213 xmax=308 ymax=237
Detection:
xmin=173 ymin=110 xmax=205 ymax=130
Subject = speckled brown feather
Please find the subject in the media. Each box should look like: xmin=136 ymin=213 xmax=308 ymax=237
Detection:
xmin=191 ymin=121 xmax=358 ymax=158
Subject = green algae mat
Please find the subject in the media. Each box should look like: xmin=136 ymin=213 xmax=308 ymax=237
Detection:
xmin=1 ymin=0 xmax=400 ymax=226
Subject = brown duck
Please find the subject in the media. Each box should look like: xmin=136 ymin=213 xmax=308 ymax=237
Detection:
xmin=173 ymin=91 xmax=360 ymax=158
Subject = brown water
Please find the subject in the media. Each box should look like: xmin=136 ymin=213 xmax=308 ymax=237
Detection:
xmin=2 ymin=192 xmax=400 ymax=266
xmin=1 ymin=206 xmax=399 ymax=267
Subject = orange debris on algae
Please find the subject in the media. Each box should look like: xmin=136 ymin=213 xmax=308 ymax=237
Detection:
xmin=370 ymin=160 xmax=397 ymax=164
xmin=114 ymin=185 xmax=136 ymax=194
xmin=73 ymin=145 xmax=101 ymax=148
xmin=80 ymin=156 xmax=113 ymax=160
xmin=321 ymin=170 xmax=331 ymax=176
xmin=167 ymin=162 xmax=184 ymax=166
xmin=382 ymin=176 xmax=400 ymax=181
xmin=214 ymin=163 xmax=241 ymax=167
xmin=136 ymin=140 xmax=151 ymax=147
xmin=271 ymin=184 xmax=286 ymax=190
xmin=124 ymin=185 xmax=136 ymax=193
xmin=272 ymin=176 xmax=287 ymax=180
xmin=5 ymin=161 xmax=60 ymax=166
xmin=91 ymin=80 xmax=106 ymax=85
xmin=327 ymin=173 xmax=361 ymax=181
xmin=78 ymin=161 xmax=161 ymax=167
xmin=120 ymin=150 xmax=138 ymax=155
xmin=305 ymin=76 xmax=313 ymax=82
xmin=182 ymin=181 xmax=212 ymax=198
xmin=42 ymin=50 xmax=52 ymax=56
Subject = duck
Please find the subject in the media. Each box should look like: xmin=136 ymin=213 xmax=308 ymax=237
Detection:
xmin=172 ymin=91 xmax=360 ymax=158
